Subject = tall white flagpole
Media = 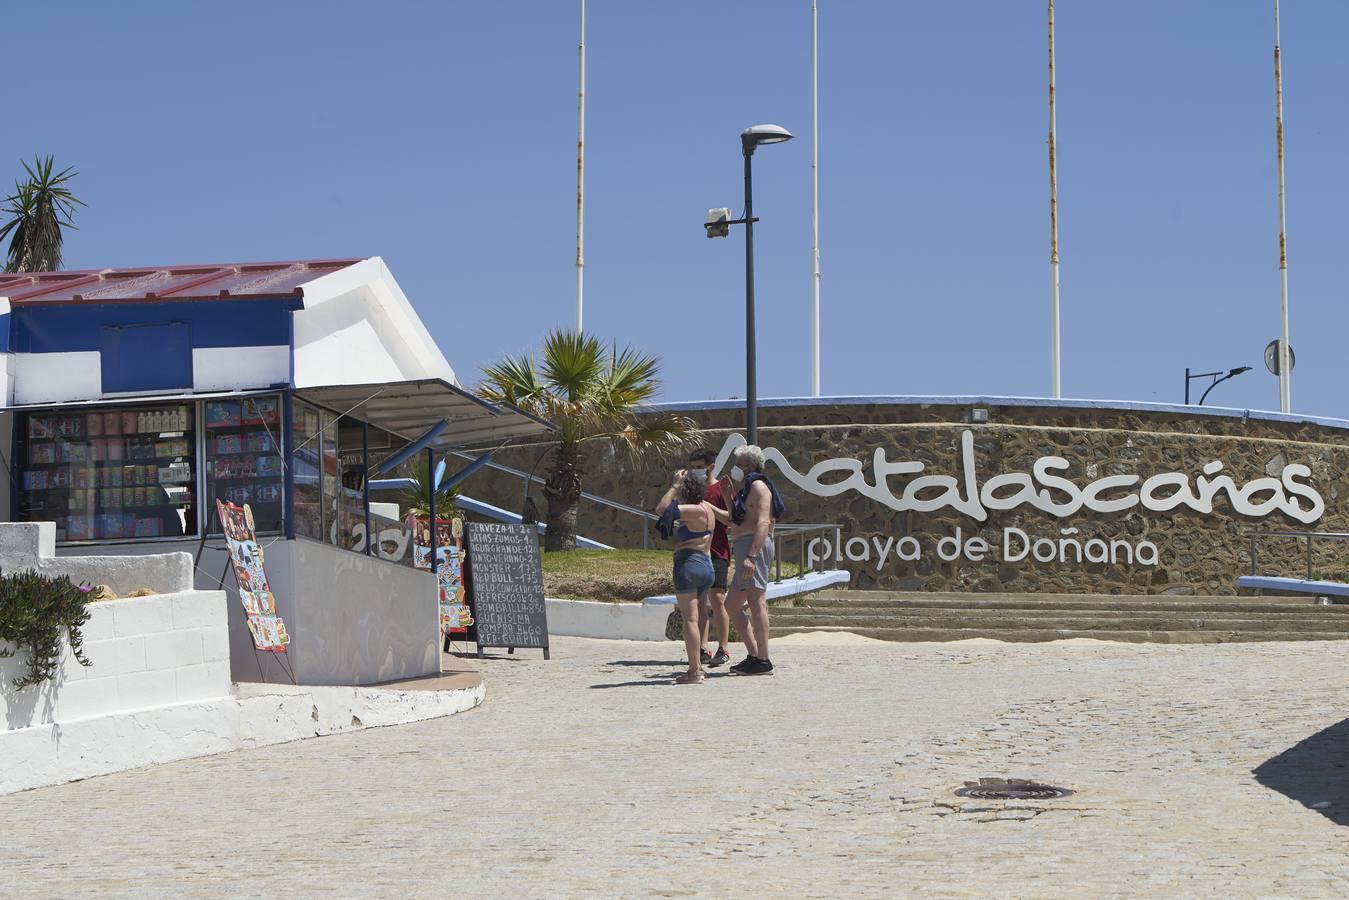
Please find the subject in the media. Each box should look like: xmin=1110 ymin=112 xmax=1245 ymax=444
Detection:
xmin=575 ymin=0 xmax=586 ymax=333
xmin=810 ymin=0 xmax=821 ymax=396
xmin=1274 ymin=0 xmax=1292 ymax=412
xmin=1048 ymin=0 xmax=1062 ymax=399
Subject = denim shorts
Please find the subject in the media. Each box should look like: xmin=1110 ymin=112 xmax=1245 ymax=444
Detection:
xmin=673 ymin=549 xmax=714 ymax=599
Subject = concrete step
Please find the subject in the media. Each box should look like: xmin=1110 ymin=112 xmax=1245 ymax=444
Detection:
xmin=804 ymin=589 xmax=1331 ymax=608
xmin=772 ymin=612 xmax=1349 ymax=632
xmin=792 ymin=595 xmax=1347 ymax=614
xmin=775 ymin=606 xmax=1349 ymax=622
xmin=770 ymin=625 xmax=1349 ymax=644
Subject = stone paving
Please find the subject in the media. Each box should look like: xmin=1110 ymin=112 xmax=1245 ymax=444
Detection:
xmin=2 ymin=634 xmax=1349 ymax=897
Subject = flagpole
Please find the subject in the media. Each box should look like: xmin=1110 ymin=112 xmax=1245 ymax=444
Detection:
xmin=575 ymin=0 xmax=586 ymax=334
xmin=1274 ymin=0 xmax=1291 ymax=412
xmin=810 ymin=0 xmax=821 ymax=396
xmin=1048 ymin=0 xmax=1061 ymax=399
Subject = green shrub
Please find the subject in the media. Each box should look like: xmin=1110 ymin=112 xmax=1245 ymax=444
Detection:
xmin=0 ymin=569 xmax=95 ymax=690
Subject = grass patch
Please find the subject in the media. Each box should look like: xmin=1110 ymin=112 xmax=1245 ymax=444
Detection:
xmin=541 ymin=548 xmax=803 ymax=603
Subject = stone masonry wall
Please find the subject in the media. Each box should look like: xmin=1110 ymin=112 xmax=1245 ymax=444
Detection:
xmin=465 ymin=401 xmax=1349 ymax=595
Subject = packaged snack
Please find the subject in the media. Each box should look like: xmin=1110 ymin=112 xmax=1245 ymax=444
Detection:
xmin=123 ymin=488 xmax=137 ymax=507
xmin=74 ymin=468 xmax=89 ymax=489
xmin=22 ymin=471 xmax=48 ymax=490
xmin=86 ymin=413 xmax=103 ymax=436
xmin=225 ymin=485 xmax=252 ymax=505
xmin=134 ymin=518 xmax=162 ymax=538
xmin=214 ymin=434 xmax=243 ymax=455
xmin=109 ymin=467 xmax=124 ymax=487
xmin=255 ymin=484 xmax=282 ymax=504
xmin=205 ymin=402 xmax=241 ymax=429
xmin=246 ymin=432 xmax=273 ymax=453
xmin=122 ymin=411 xmax=139 ymax=434
xmin=67 ymin=515 xmax=90 ymax=540
xmin=97 ymin=514 xmax=124 ymax=539
xmin=56 ymin=416 xmax=82 ymax=438
xmin=106 ymin=440 xmax=124 ymax=461
xmin=257 ymin=456 xmax=282 ymax=477
xmin=242 ymin=397 xmax=279 ymax=426
xmin=30 ymin=444 xmax=56 ymax=464
xmin=104 ymin=412 xmax=121 ymax=435
xmin=134 ymin=487 xmax=147 ymax=507
xmin=28 ymin=416 xmax=53 ymax=439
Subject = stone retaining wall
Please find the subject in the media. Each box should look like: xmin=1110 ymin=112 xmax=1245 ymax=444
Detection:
xmin=466 ymin=399 xmax=1349 ymax=595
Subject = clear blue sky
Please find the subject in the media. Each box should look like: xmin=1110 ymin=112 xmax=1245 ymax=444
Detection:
xmin=4 ymin=2 xmax=1347 ymax=416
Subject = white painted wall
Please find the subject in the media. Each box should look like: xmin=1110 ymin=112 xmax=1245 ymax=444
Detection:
xmin=13 ymin=351 xmax=101 ymax=403
xmin=0 ymin=591 xmax=231 ymax=730
xmin=292 ymin=257 xmax=455 ymax=388
xmin=192 ymin=345 xmax=290 ymax=391
xmin=545 ymin=598 xmax=673 ymax=641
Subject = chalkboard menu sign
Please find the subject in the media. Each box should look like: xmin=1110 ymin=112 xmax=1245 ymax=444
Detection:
xmin=465 ymin=522 xmax=550 ymax=659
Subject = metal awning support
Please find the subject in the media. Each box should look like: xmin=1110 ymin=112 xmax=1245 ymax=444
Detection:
xmin=370 ymin=419 xmax=450 ymax=478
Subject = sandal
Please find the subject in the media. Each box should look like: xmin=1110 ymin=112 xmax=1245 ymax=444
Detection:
xmin=674 ymin=670 xmax=706 ymax=685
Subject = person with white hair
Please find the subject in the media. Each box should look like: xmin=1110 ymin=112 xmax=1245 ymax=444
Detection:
xmin=710 ymin=444 xmax=785 ymax=675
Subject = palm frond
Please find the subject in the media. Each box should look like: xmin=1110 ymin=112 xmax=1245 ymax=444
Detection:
xmin=539 ymin=330 xmax=606 ymax=402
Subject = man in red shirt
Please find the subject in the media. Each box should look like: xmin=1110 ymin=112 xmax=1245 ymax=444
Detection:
xmin=688 ymin=448 xmax=732 ymax=667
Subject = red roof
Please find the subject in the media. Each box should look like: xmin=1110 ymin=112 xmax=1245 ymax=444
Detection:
xmin=0 ymin=258 xmax=366 ymax=306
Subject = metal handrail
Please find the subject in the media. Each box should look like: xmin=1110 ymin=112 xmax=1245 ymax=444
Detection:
xmin=451 ymin=449 xmax=842 ymax=565
xmin=1247 ymin=529 xmax=1349 ymax=581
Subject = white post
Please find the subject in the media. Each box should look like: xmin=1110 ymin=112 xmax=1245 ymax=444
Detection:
xmin=575 ymin=0 xmax=586 ymax=334
xmin=1048 ymin=0 xmax=1062 ymax=399
xmin=1274 ymin=0 xmax=1292 ymax=412
xmin=810 ymin=0 xmax=821 ymax=396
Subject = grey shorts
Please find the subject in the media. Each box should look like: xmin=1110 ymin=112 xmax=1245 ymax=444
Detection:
xmin=731 ymin=535 xmax=774 ymax=591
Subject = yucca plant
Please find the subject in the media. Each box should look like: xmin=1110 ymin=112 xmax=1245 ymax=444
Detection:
xmin=478 ymin=330 xmax=697 ymax=552
xmin=0 ymin=156 xmax=85 ymax=273
xmin=396 ymin=453 xmax=461 ymax=519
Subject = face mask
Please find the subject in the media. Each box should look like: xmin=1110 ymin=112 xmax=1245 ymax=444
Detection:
xmin=730 ymin=466 xmax=744 ymax=481
xmin=687 ymin=468 xmax=708 ymax=483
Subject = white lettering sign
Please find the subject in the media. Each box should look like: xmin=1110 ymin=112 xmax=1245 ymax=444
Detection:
xmin=714 ymin=431 xmax=1324 ymax=524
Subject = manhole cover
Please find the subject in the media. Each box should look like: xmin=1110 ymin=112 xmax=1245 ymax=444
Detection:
xmin=954 ymin=779 xmax=1073 ymax=800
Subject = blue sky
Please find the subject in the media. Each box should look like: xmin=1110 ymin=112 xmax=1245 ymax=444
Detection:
xmin=3 ymin=2 xmax=1346 ymax=416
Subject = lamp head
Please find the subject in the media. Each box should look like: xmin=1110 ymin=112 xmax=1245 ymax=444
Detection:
xmin=741 ymin=124 xmax=794 ymax=155
xmin=1228 ymin=366 xmax=1253 ymax=378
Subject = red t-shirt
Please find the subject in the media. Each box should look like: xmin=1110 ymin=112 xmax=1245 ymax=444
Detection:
xmin=705 ymin=480 xmax=731 ymax=560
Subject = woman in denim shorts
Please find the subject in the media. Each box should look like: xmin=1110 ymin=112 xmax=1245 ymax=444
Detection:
xmin=655 ymin=469 xmax=717 ymax=684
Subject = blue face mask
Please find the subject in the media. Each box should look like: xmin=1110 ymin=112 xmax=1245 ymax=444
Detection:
xmin=687 ymin=468 xmax=708 ymax=484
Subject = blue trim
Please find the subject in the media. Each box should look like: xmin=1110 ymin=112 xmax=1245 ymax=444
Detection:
xmin=1237 ymin=575 xmax=1349 ymax=597
xmin=282 ymin=392 xmax=296 ymax=540
xmin=0 ymin=312 xmax=11 ymax=353
xmin=100 ymin=322 xmax=192 ymax=393
xmin=13 ymin=299 xmax=301 ymax=353
xmin=646 ymin=394 xmax=1349 ymax=434
xmin=287 ymin=308 xmax=296 ymax=388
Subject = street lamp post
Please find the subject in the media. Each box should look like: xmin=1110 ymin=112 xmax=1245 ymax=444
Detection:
xmin=1184 ymin=366 xmax=1252 ymax=406
xmin=706 ymin=124 xmax=793 ymax=446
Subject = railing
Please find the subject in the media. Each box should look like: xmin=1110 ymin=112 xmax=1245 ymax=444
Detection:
xmin=449 ymin=451 xmax=659 ymax=547
xmin=771 ymin=522 xmax=839 ymax=582
xmin=451 ymin=451 xmax=839 ymax=568
xmin=1247 ymin=530 xmax=1349 ymax=581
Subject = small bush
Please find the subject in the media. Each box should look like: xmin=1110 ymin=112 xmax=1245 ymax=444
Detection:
xmin=0 ymin=569 xmax=96 ymax=690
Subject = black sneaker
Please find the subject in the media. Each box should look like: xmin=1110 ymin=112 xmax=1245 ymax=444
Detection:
xmin=744 ymin=658 xmax=775 ymax=676
xmin=730 ymin=656 xmax=758 ymax=674
xmin=700 ymin=649 xmax=712 ymax=666
xmin=709 ymin=648 xmax=730 ymax=668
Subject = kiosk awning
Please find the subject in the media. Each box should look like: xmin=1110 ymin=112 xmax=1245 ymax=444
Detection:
xmin=293 ymin=378 xmax=554 ymax=449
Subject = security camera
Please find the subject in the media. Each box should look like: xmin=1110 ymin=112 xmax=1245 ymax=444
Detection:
xmin=705 ymin=207 xmax=731 ymax=238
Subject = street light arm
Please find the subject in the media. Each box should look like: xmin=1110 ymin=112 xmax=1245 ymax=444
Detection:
xmin=1198 ymin=373 xmax=1235 ymax=406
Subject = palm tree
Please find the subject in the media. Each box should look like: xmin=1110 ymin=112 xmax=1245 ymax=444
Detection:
xmin=396 ymin=453 xmax=461 ymax=519
xmin=478 ymin=330 xmax=697 ymax=552
xmin=0 ymin=156 xmax=85 ymax=273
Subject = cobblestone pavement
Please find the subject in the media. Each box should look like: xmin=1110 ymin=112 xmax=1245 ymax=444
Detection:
xmin=3 ymin=635 xmax=1349 ymax=897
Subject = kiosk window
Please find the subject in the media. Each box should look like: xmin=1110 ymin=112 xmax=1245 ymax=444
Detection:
xmin=17 ymin=405 xmax=197 ymax=541
xmin=204 ymin=396 xmax=284 ymax=534
xmin=291 ymin=400 xmax=324 ymax=540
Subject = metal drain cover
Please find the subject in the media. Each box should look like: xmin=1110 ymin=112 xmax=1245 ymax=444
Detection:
xmin=954 ymin=779 xmax=1073 ymax=800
